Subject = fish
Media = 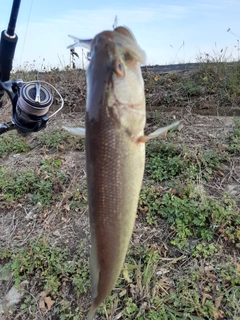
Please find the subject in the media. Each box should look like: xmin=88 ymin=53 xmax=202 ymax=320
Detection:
xmin=64 ymin=26 xmax=181 ymax=320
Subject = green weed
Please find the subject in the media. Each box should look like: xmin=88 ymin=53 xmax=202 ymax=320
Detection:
xmin=69 ymin=182 xmax=88 ymax=212
xmin=139 ymin=184 xmax=240 ymax=249
xmin=98 ymin=241 xmax=240 ymax=319
xmin=0 ymin=131 xmax=30 ymax=157
xmin=146 ymin=143 xmax=187 ymax=181
xmin=196 ymin=61 xmax=240 ymax=106
xmin=0 ymin=239 xmax=90 ymax=316
xmin=145 ymin=142 xmax=224 ymax=183
xmin=178 ymin=79 xmax=204 ymax=97
xmin=226 ymin=117 xmax=240 ymax=154
xmin=37 ymin=127 xmax=85 ymax=151
xmin=0 ymin=167 xmax=38 ymax=201
xmin=167 ymin=261 xmax=240 ymax=320
xmin=0 ymin=157 xmax=68 ymax=206
xmin=146 ymin=143 xmax=192 ymax=182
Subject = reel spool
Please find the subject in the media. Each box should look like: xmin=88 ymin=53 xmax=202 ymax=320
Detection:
xmin=14 ymin=81 xmax=53 ymax=133
xmin=0 ymin=79 xmax=64 ymax=135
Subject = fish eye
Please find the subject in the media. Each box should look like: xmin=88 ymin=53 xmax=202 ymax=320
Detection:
xmin=114 ymin=60 xmax=124 ymax=77
xmin=124 ymin=52 xmax=132 ymax=61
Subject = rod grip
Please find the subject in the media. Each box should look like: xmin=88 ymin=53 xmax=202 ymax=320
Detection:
xmin=0 ymin=31 xmax=18 ymax=82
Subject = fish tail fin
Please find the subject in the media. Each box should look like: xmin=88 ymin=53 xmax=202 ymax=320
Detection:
xmin=87 ymin=304 xmax=97 ymax=320
xmin=87 ymin=241 xmax=100 ymax=319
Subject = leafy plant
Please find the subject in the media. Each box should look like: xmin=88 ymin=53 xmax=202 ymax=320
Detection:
xmin=69 ymin=182 xmax=88 ymax=211
xmin=145 ymin=142 xmax=224 ymax=183
xmin=226 ymin=117 xmax=240 ymax=154
xmin=139 ymin=184 xmax=240 ymax=249
xmin=146 ymin=143 xmax=189 ymax=182
xmin=0 ymin=167 xmax=38 ymax=201
xmin=0 ymin=239 xmax=90 ymax=309
xmin=0 ymin=131 xmax=30 ymax=157
xmin=97 ymin=239 xmax=240 ymax=320
xmin=0 ymin=157 xmax=68 ymax=206
xmin=37 ymin=127 xmax=85 ymax=151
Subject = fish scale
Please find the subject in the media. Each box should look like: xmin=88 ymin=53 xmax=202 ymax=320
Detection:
xmin=86 ymin=104 xmax=145 ymax=319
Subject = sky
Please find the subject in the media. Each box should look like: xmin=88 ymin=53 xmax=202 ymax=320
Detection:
xmin=0 ymin=0 xmax=240 ymax=70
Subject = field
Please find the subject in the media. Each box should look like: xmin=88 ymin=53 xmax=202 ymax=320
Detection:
xmin=0 ymin=61 xmax=240 ymax=319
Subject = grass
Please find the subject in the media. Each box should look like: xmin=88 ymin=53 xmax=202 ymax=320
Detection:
xmin=95 ymin=244 xmax=240 ymax=319
xmin=0 ymin=60 xmax=240 ymax=319
xmin=0 ymin=157 xmax=69 ymax=206
xmin=36 ymin=127 xmax=85 ymax=151
xmin=139 ymin=184 xmax=240 ymax=250
xmin=144 ymin=60 xmax=240 ymax=116
xmin=226 ymin=117 xmax=240 ymax=154
xmin=145 ymin=142 xmax=226 ymax=183
xmin=146 ymin=141 xmax=229 ymax=182
xmin=0 ymin=238 xmax=90 ymax=318
xmin=0 ymin=131 xmax=30 ymax=158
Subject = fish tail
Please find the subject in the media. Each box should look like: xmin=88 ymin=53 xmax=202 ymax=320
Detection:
xmin=87 ymin=304 xmax=97 ymax=320
xmin=87 ymin=241 xmax=100 ymax=319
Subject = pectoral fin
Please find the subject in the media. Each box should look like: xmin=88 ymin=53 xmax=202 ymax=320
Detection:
xmin=62 ymin=126 xmax=86 ymax=137
xmin=138 ymin=120 xmax=181 ymax=143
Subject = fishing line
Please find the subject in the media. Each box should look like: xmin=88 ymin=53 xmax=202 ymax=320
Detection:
xmin=20 ymin=0 xmax=34 ymax=66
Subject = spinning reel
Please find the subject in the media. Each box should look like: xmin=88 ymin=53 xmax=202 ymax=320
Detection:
xmin=0 ymin=0 xmax=64 ymax=135
xmin=0 ymin=79 xmax=63 ymax=135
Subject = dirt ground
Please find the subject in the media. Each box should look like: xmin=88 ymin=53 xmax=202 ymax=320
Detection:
xmin=0 ymin=68 xmax=239 ymax=319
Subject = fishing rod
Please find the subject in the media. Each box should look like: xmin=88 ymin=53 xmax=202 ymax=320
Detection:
xmin=0 ymin=0 xmax=63 ymax=135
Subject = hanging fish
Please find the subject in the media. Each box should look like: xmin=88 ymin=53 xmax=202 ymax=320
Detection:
xmin=64 ymin=26 xmax=180 ymax=320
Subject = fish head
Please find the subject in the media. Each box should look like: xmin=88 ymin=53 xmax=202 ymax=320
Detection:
xmin=86 ymin=26 xmax=146 ymax=138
